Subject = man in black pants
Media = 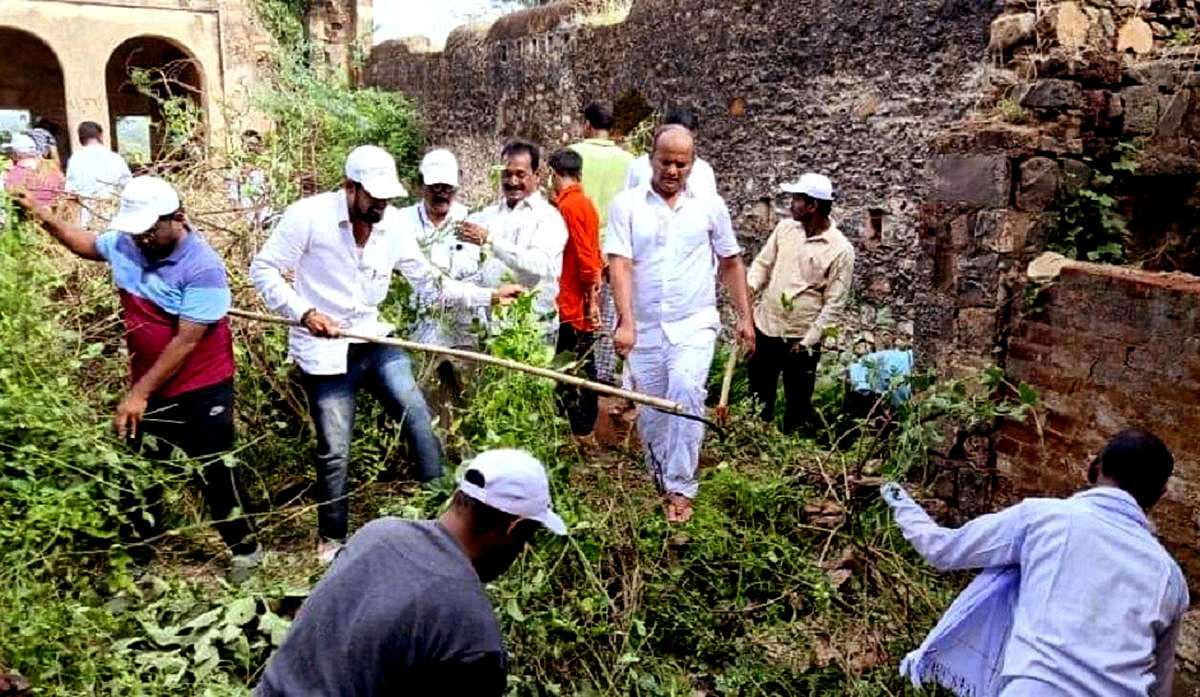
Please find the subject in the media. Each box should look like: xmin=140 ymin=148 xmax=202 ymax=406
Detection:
xmin=746 ymin=173 xmax=854 ymax=434
xmin=17 ymin=176 xmax=259 ymax=577
xmin=548 ymin=148 xmax=603 ymax=441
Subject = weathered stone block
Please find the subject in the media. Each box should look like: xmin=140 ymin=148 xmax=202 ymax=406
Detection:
xmin=1052 ymin=1 xmax=1091 ymax=51
xmin=934 ymin=155 xmax=1012 ymax=208
xmin=1117 ymin=16 xmax=1155 ymax=54
xmin=1061 ymin=159 xmax=1092 ymax=196
xmin=1021 ymin=79 xmax=1084 ymax=109
xmin=1158 ymin=90 xmax=1191 ymax=139
xmin=1122 ymin=85 xmax=1161 ymax=134
xmin=1016 ymin=157 xmax=1062 ymax=211
xmin=954 ymin=253 xmax=1001 ymax=307
xmin=989 ymin=12 xmax=1036 ymax=53
xmin=975 ymin=209 xmax=1034 ymax=253
xmin=955 ymin=306 xmax=1000 ymax=354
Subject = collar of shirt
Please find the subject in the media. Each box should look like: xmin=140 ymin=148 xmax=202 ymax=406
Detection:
xmin=1070 ymin=487 xmax=1150 ymax=530
xmin=581 ymin=138 xmax=618 ymax=148
xmin=555 ymin=183 xmax=584 ymax=204
xmin=493 ymin=191 xmax=544 ymax=214
xmin=133 ymin=225 xmax=199 ymax=269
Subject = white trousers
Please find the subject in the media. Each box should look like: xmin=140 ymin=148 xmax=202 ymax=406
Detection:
xmin=627 ymin=327 xmax=716 ymax=499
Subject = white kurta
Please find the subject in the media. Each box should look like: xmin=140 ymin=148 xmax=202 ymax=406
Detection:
xmin=604 ymin=185 xmax=741 ymax=498
xmin=469 ymin=192 xmax=568 ymax=322
xmin=396 ymin=201 xmax=485 ymax=348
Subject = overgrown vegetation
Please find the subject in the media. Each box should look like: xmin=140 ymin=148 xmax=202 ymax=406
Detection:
xmin=0 ymin=1 xmax=1043 ymax=692
xmin=1052 ymin=140 xmax=1141 ymax=264
xmin=0 ymin=181 xmax=1037 ymax=693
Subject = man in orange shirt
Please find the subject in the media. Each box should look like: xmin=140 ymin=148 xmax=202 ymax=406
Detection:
xmin=549 ymin=148 xmax=603 ymax=439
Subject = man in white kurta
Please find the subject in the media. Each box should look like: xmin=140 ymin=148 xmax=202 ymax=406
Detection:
xmin=396 ymin=149 xmax=483 ymax=348
xmin=457 ymin=140 xmax=567 ymax=333
xmin=605 ymin=126 xmax=755 ymax=523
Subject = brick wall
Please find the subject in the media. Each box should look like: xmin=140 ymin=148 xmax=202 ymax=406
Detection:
xmin=999 ymin=261 xmax=1200 ymax=585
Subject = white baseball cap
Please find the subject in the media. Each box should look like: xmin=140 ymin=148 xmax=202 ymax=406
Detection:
xmin=111 ymin=176 xmax=181 ymax=233
xmin=781 ymin=172 xmax=835 ymax=200
xmin=345 ymin=145 xmax=408 ymax=199
xmin=457 ymin=450 xmax=567 ymax=535
xmin=6 ymin=133 xmax=38 ymax=158
xmin=420 ymin=149 xmax=459 ymax=188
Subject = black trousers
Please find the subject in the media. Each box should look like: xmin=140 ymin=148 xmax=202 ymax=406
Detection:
xmin=555 ymin=324 xmax=599 ymax=436
xmin=747 ymin=328 xmax=821 ymax=434
xmin=128 ymin=379 xmax=258 ymax=555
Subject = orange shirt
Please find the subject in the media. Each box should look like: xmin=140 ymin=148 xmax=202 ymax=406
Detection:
xmin=554 ymin=183 xmax=602 ymax=331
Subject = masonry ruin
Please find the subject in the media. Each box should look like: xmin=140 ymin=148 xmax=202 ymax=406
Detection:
xmin=0 ymin=0 xmax=272 ymax=158
xmin=364 ymin=0 xmax=1200 ymax=673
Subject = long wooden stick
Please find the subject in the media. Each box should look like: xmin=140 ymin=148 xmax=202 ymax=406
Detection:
xmin=227 ymin=308 xmax=687 ymax=415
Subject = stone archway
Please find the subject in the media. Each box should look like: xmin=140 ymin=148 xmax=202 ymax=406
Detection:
xmin=105 ymin=35 xmax=205 ymax=162
xmin=0 ymin=27 xmax=69 ymax=160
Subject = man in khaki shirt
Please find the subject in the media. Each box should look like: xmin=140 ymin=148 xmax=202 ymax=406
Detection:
xmin=746 ymin=173 xmax=854 ymax=434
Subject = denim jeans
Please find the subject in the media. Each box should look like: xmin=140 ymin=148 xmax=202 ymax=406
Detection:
xmin=301 ymin=343 xmax=442 ymax=540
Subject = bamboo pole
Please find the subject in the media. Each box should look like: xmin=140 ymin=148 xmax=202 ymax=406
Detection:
xmin=227 ymin=308 xmax=687 ymax=415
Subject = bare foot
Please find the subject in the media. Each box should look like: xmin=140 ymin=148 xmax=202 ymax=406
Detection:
xmin=665 ymin=493 xmax=693 ymax=523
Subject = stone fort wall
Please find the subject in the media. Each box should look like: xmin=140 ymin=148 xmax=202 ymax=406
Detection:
xmin=365 ymin=0 xmax=999 ymax=347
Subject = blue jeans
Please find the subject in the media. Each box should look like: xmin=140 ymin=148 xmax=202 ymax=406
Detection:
xmin=301 ymin=343 xmax=442 ymax=540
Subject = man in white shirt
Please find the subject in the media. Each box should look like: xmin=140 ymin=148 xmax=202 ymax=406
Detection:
xmin=606 ymin=125 xmax=755 ymax=523
xmin=457 ymin=140 xmax=568 ymax=331
xmin=65 ymin=121 xmax=131 ymax=227
xmin=398 ymin=149 xmax=481 ymax=348
xmin=884 ymin=429 xmax=1187 ymax=697
xmin=250 ymin=145 xmax=521 ymax=562
xmin=623 ymin=108 xmax=718 ymax=198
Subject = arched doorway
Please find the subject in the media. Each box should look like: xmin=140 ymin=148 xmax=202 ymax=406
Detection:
xmin=105 ymin=36 xmax=205 ymax=163
xmin=0 ymin=27 xmax=69 ymax=161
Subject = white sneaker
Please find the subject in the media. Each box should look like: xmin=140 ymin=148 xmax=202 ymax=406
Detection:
xmin=316 ymin=539 xmax=344 ymax=565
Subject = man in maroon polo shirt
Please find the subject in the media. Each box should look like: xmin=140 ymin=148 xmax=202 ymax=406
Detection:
xmin=18 ymin=176 xmax=260 ymax=575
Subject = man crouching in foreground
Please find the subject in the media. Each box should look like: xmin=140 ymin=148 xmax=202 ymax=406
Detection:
xmin=885 ymin=429 xmax=1187 ymax=696
xmin=256 ymin=450 xmax=566 ymax=696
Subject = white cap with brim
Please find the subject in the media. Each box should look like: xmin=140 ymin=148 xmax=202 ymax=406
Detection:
xmin=345 ymin=145 xmax=408 ymax=199
xmin=111 ymin=176 xmax=181 ymax=234
xmin=6 ymin=133 xmax=38 ymax=158
xmin=457 ymin=450 xmax=567 ymax=535
xmin=420 ymin=148 xmax=459 ymax=188
xmin=781 ymin=172 xmax=835 ymax=201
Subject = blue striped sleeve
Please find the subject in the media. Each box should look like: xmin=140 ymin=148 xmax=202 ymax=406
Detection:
xmin=179 ymin=265 xmax=231 ymax=324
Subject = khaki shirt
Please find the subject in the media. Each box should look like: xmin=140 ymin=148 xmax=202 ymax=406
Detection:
xmin=747 ymin=220 xmax=854 ymax=346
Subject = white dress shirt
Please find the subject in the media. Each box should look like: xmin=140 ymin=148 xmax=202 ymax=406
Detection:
xmin=65 ymin=143 xmax=131 ymax=225
xmin=623 ymin=154 xmax=719 ymax=199
xmin=469 ymin=192 xmax=567 ymax=319
xmin=887 ymin=485 xmax=1188 ymax=697
xmin=66 ymin=143 xmax=131 ymax=199
xmin=396 ymin=200 xmax=485 ymax=347
xmin=604 ymin=185 xmax=741 ymax=346
xmin=250 ymin=190 xmax=494 ymax=375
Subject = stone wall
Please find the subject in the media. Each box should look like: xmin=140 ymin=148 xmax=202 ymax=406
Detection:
xmin=365 ymin=0 xmax=999 ymax=344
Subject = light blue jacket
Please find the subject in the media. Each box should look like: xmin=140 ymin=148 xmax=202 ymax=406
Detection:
xmin=887 ymin=485 xmax=1188 ymax=697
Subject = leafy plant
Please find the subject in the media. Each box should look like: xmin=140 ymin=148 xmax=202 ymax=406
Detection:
xmin=1053 ymin=140 xmax=1140 ymax=264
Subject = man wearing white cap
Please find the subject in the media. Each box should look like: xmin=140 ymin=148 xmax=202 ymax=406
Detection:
xmin=398 ymin=148 xmax=482 ymax=349
xmin=747 ymin=172 xmax=854 ymax=434
xmin=4 ymin=132 xmax=64 ymax=210
xmin=606 ymin=125 xmax=755 ymax=523
xmin=15 ymin=176 xmax=260 ymax=575
xmin=250 ymin=145 xmax=522 ymax=562
xmin=257 ymin=449 xmax=565 ymax=697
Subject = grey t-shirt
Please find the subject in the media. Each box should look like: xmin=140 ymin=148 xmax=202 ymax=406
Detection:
xmin=258 ymin=519 xmax=506 ymax=697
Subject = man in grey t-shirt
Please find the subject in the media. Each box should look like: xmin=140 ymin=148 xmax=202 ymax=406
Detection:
xmin=258 ymin=450 xmax=567 ymax=696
